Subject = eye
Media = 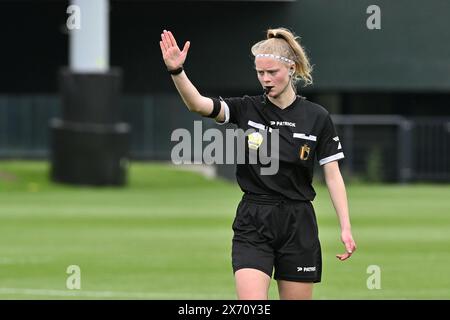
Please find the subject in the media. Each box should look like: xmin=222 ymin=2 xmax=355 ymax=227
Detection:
xmin=257 ymin=71 xmax=264 ymax=76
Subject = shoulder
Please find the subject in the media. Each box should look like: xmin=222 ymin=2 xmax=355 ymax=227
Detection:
xmin=300 ymin=97 xmax=330 ymax=119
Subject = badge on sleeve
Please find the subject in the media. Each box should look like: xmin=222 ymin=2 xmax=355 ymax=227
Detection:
xmin=299 ymin=144 xmax=310 ymax=160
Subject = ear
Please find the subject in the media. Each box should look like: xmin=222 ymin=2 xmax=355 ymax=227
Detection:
xmin=288 ymin=65 xmax=295 ymax=76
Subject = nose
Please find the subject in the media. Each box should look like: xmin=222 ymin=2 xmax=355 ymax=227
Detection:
xmin=262 ymin=74 xmax=271 ymax=83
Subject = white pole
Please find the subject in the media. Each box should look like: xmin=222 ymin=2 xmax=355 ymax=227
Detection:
xmin=69 ymin=0 xmax=109 ymax=73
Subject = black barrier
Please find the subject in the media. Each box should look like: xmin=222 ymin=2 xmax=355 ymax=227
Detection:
xmin=50 ymin=119 xmax=130 ymax=186
xmin=50 ymin=68 xmax=130 ymax=186
xmin=59 ymin=69 xmax=122 ymax=124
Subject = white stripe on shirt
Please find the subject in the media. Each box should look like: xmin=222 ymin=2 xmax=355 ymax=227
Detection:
xmin=293 ymin=133 xmax=317 ymax=141
xmin=319 ymin=152 xmax=345 ymax=166
xmin=248 ymin=120 xmax=272 ymax=133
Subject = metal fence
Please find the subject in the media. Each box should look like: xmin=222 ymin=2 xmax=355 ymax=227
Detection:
xmin=0 ymin=95 xmax=449 ymax=182
xmin=333 ymin=115 xmax=413 ymax=183
xmin=0 ymin=95 xmax=60 ymax=158
xmin=411 ymin=118 xmax=450 ymax=181
xmin=332 ymin=115 xmax=450 ymax=182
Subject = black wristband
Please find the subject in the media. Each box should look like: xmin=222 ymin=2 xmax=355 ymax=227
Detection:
xmin=168 ymin=66 xmax=183 ymax=75
xmin=206 ymin=98 xmax=221 ymax=118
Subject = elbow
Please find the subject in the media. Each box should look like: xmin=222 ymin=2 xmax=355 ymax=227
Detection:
xmin=187 ymin=104 xmax=199 ymax=113
xmin=184 ymin=99 xmax=202 ymax=113
xmin=187 ymin=95 xmax=207 ymax=113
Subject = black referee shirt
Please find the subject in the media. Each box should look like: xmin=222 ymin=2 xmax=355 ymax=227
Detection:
xmin=217 ymin=94 xmax=344 ymax=201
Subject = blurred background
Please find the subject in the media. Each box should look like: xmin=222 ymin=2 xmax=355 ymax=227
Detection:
xmin=0 ymin=0 xmax=449 ymax=299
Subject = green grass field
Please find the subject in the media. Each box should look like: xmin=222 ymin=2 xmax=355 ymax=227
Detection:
xmin=0 ymin=160 xmax=449 ymax=299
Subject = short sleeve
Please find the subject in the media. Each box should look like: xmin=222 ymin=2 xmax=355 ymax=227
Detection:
xmin=316 ymin=114 xmax=345 ymax=166
xmin=215 ymin=96 xmax=247 ymax=125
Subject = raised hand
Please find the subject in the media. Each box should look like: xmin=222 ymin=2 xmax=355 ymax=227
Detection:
xmin=159 ymin=30 xmax=190 ymax=71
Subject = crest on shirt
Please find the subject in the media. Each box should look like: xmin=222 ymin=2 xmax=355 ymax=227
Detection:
xmin=299 ymin=144 xmax=310 ymax=161
xmin=248 ymin=132 xmax=264 ymax=150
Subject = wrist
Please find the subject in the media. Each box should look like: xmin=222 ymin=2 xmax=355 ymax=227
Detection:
xmin=168 ymin=66 xmax=183 ymax=75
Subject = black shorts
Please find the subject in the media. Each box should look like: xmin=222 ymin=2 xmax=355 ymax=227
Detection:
xmin=232 ymin=193 xmax=322 ymax=283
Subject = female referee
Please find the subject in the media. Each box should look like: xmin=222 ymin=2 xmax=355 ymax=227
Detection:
xmin=159 ymin=27 xmax=356 ymax=300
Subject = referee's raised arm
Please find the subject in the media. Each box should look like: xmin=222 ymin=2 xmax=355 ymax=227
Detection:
xmin=159 ymin=30 xmax=225 ymax=122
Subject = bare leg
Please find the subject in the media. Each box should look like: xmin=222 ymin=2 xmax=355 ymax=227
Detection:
xmin=234 ymin=268 xmax=271 ymax=300
xmin=277 ymin=280 xmax=313 ymax=300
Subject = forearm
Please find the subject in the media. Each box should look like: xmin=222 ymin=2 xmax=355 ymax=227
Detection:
xmin=171 ymin=71 xmax=212 ymax=116
xmin=324 ymin=169 xmax=351 ymax=231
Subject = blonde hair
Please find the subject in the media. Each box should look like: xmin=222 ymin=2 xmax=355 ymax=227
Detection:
xmin=251 ymin=27 xmax=313 ymax=87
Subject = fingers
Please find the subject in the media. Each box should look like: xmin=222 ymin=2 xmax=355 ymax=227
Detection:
xmin=159 ymin=30 xmax=188 ymax=67
xmin=182 ymin=41 xmax=190 ymax=55
xmin=164 ymin=30 xmax=174 ymax=47
xmin=345 ymin=243 xmax=353 ymax=255
xmin=336 ymin=240 xmax=356 ymax=261
xmin=168 ymin=31 xmax=178 ymax=47
xmin=161 ymin=30 xmax=171 ymax=50
xmin=336 ymin=252 xmax=351 ymax=261
xmin=162 ymin=30 xmax=178 ymax=49
xmin=159 ymin=41 xmax=166 ymax=55
xmin=345 ymin=240 xmax=357 ymax=254
xmin=160 ymin=36 xmax=168 ymax=52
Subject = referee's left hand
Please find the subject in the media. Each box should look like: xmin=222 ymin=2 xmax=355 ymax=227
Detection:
xmin=336 ymin=230 xmax=356 ymax=261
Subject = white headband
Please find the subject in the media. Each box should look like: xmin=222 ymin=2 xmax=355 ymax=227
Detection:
xmin=255 ymin=53 xmax=294 ymax=65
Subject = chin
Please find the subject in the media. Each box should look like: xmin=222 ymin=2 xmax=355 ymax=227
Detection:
xmin=268 ymin=91 xmax=279 ymax=98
